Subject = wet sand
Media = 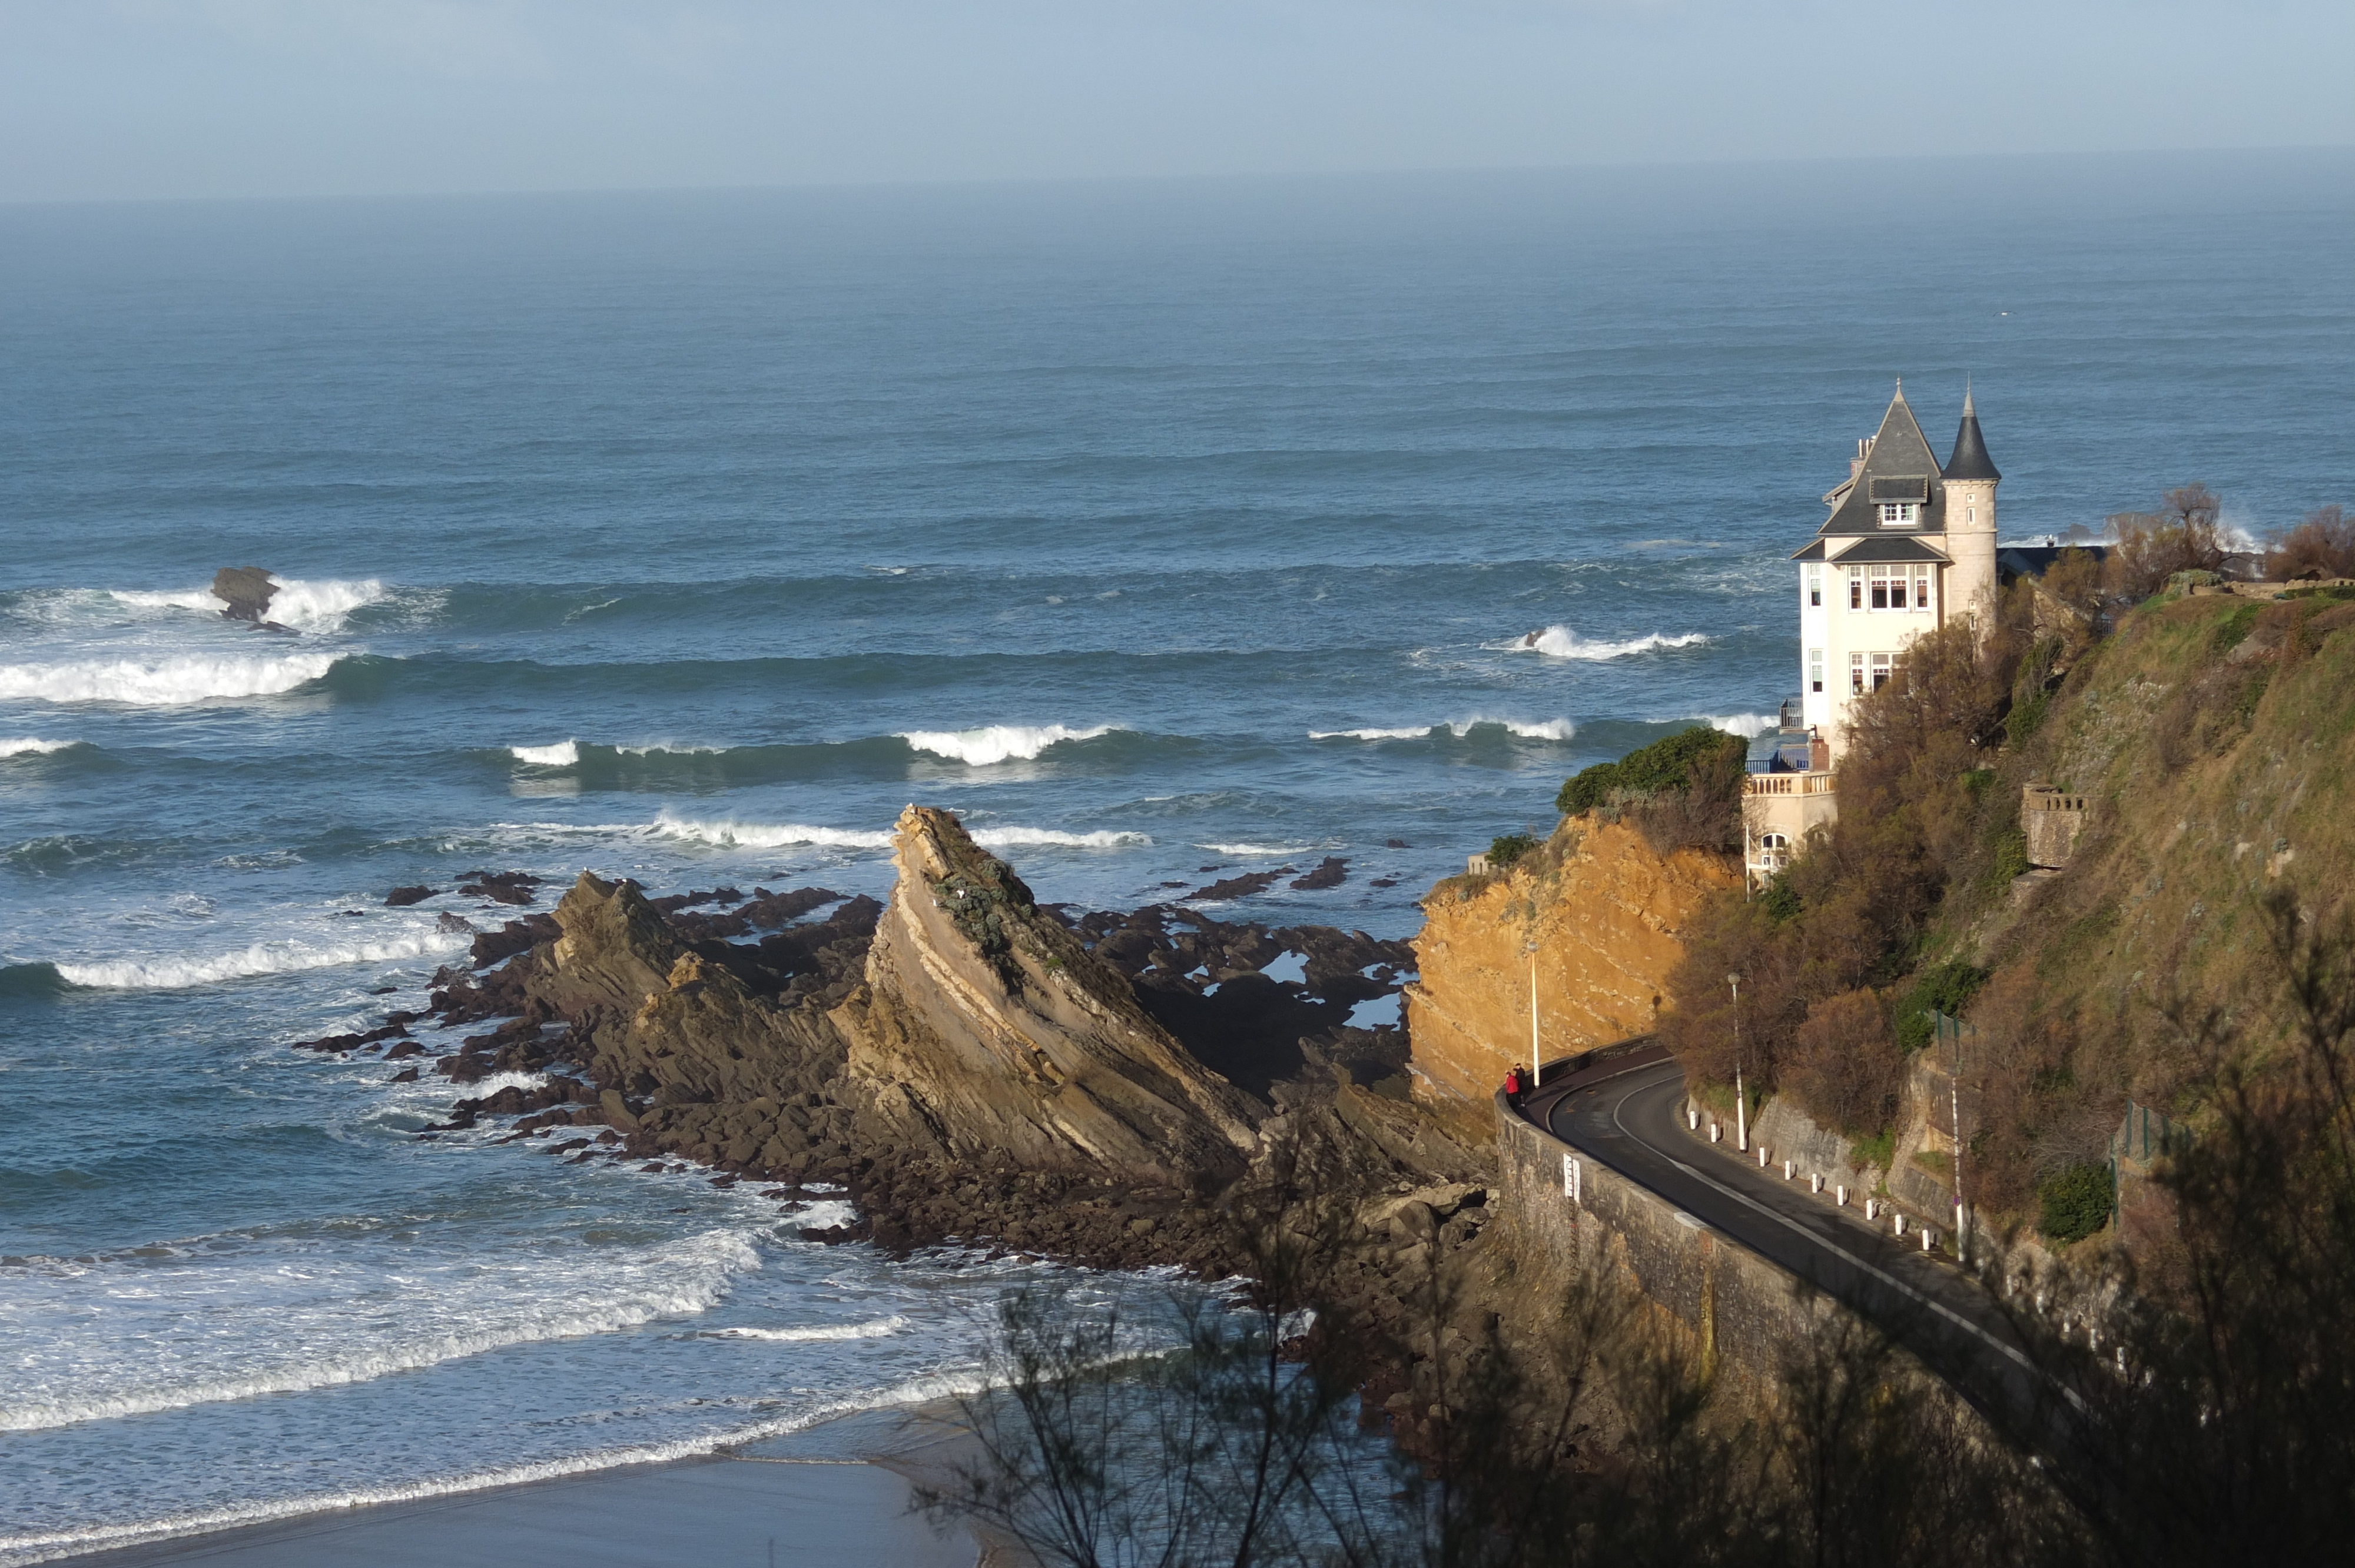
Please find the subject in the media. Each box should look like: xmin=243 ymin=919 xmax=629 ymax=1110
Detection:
xmin=51 ymin=1413 xmax=978 ymax=1568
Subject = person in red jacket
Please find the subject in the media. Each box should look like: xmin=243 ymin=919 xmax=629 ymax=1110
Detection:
xmin=1504 ymin=1065 xmax=1524 ymax=1108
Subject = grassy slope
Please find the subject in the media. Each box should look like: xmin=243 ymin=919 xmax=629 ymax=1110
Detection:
xmin=1940 ymin=591 xmax=2355 ymax=1118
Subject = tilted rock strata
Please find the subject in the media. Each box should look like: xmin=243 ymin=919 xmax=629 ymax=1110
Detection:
xmin=834 ymin=806 xmax=1263 ymax=1181
xmin=1407 ymin=818 xmax=1740 ymax=1108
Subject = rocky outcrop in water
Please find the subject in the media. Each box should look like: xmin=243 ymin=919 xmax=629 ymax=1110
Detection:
xmin=210 ymin=566 xmax=282 ymax=627
xmin=835 ymin=806 xmax=1263 ymax=1182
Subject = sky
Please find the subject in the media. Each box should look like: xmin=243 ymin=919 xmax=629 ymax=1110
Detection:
xmin=1 ymin=1 xmax=2351 ymax=202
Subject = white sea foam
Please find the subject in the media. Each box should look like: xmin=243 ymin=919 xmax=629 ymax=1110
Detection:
xmin=107 ymin=577 xmax=386 ymax=634
xmin=967 ymin=826 xmax=1147 ymax=849
xmin=1505 ymin=626 xmax=1711 ymax=660
xmin=1309 ymin=717 xmax=1575 ymax=742
xmin=898 ymin=723 xmax=1114 ymax=765
xmin=703 ymin=1313 xmax=910 ymax=1343
xmin=0 ymin=653 xmax=338 ymax=707
xmin=651 ymin=817 xmax=895 ymax=851
xmin=509 ymin=741 xmax=580 ymax=767
xmin=0 ymin=1360 xmax=1003 ymax=1566
xmin=1197 ymin=842 xmax=1315 ymax=858
xmin=0 ymin=1228 xmax=762 ymax=1438
xmin=615 ymin=742 xmax=724 ymax=756
xmin=54 ymin=929 xmax=466 ymax=990
xmin=1695 ymin=712 xmax=1778 ymax=738
xmin=0 ymin=738 xmax=77 ymax=758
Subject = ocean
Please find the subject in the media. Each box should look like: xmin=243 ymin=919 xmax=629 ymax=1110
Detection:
xmin=4 ymin=150 xmax=2351 ymax=1560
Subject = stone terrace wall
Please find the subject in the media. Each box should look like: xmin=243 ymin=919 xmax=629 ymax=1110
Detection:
xmin=1496 ymin=1093 xmax=1839 ymax=1389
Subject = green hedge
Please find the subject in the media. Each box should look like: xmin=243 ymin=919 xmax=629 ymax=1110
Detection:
xmin=2039 ymin=1162 xmax=2115 ymax=1244
xmin=1555 ymin=726 xmax=1743 ymax=818
xmin=1487 ymin=832 xmax=1539 ymax=869
xmin=1893 ymin=960 xmax=1988 ymax=1054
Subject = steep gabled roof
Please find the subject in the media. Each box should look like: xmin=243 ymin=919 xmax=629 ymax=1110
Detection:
xmin=1942 ymin=386 xmax=2001 ymax=481
xmin=1819 ymin=384 xmax=1948 ymax=537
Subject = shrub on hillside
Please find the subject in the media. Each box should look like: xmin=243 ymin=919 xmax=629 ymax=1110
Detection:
xmin=1783 ymin=988 xmax=1905 ymax=1137
xmin=2038 ymin=1160 xmax=2114 ymax=1244
xmin=1894 ymin=961 xmax=1989 ymax=1054
xmin=1486 ymin=832 xmax=1538 ymax=870
xmin=2106 ymin=483 xmax=2228 ymax=604
xmin=2266 ymin=503 xmax=2355 ymax=580
xmin=1554 ymin=726 xmax=1745 ymax=855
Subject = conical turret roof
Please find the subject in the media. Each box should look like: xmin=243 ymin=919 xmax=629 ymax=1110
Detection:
xmin=1942 ymin=386 xmax=2001 ymax=482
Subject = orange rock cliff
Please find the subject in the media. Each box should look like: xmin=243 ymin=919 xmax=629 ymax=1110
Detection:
xmin=1405 ymin=818 xmax=1739 ymax=1109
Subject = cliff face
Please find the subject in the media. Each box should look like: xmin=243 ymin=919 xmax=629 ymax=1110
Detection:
xmin=1407 ymin=819 xmax=1740 ymax=1109
xmin=833 ymin=806 xmax=1264 ymax=1181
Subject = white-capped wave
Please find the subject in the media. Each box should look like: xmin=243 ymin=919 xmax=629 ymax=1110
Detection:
xmin=0 ymin=653 xmax=338 ymax=707
xmin=1695 ymin=713 xmax=1778 ymax=738
xmin=0 ymin=1359 xmax=1006 ymax=1566
xmin=648 ymin=816 xmax=1142 ymax=853
xmin=898 ymin=723 xmax=1114 ymax=766
xmin=0 ymin=1229 xmax=760 ymax=1437
xmin=509 ymin=741 xmax=579 ymax=767
xmin=54 ymin=929 xmax=466 ymax=990
xmin=108 ymin=576 xmax=386 ymax=634
xmin=968 ymin=826 xmax=1147 ymax=849
xmin=652 ymin=817 xmax=895 ymax=851
xmin=1197 ymin=842 xmax=1315 ymax=858
xmin=1505 ymin=626 xmax=1711 ymax=660
xmin=1309 ymin=717 xmax=1575 ymax=742
xmin=615 ymin=742 xmax=723 ymax=756
xmin=704 ymin=1313 xmax=910 ymax=1343
xmin=0 ymin=738 xmax=77 ymax=758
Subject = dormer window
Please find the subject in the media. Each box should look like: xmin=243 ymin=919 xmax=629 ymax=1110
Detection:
xmin=1868 ymin=476 xmax=1928 ymax=528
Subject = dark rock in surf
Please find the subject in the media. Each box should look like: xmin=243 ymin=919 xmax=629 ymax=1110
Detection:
xmin=1289 ymin=857 xmax=1349 ymax=891
xmin=384 ymin=885 xmax=438 ymax=907
xmin=457 ymin=871 xmax=539 ymax=907
xmin=211 ymin=566 xmax=280 ymax=626
xmin=1185 ymin=869 xmax=1293 ymax=902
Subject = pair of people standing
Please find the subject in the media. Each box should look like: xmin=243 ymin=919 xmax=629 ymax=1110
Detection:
xmin=1503 ymin=1064 xmax=1532 ymax=1108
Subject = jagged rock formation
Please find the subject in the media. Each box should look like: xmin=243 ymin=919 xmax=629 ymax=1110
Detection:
xmin=1407 ymin=818 xmax=1740 ymax=1112
xmin=210 ymin=566 xmax=279 ymax=625
xmin=835 ymin=806 xmax=1263 ymax=1181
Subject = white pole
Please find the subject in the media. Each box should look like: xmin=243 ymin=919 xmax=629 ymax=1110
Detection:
xmin=1729 ymin=973 xmax=1746 ymax=1152
xmin=1530 ymin=946 xmax=1542 ymax=1089
xmin=1949 ymin=1014 xmax=1969 ymax=1258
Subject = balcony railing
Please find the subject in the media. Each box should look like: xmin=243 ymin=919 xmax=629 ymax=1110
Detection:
xmin=1744 ymin=772 xmax=1836 ymax=796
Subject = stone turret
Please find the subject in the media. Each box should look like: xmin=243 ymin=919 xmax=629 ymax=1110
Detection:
xmin=1942 ymin=386 xmax=2001 ymax=634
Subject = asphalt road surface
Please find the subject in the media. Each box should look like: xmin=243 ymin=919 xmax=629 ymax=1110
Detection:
xmin=1523 ymin=1052 xmax=2048 ymax=1429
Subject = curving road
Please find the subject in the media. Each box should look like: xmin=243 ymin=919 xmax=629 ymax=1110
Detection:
xmin=1521 ymin=1051 xmax=2045 ymax=1428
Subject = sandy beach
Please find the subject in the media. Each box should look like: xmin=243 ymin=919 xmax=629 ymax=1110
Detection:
xmin=48 ymin=1412 xmax=979 ymax=1568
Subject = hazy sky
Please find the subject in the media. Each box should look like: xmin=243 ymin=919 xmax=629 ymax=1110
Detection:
xmin=2 ymin=1 xmax=2349 ymax=202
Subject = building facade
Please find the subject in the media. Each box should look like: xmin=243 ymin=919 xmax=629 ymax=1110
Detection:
xmin=1744 ymin=383 xmax=2001 ymax=884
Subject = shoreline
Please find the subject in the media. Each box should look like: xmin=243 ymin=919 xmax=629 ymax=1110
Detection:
xmin=37 ymin=1407 xmax=979 ymax=1568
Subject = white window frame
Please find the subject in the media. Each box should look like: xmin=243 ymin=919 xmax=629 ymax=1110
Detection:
xmin=1809 ymin=647 xmax=1824 ymax=693
xmin=1806 ymin=564 xmax=1823 ymax=607
xmin=1878 ymin=501 xmax=1919 ymax=527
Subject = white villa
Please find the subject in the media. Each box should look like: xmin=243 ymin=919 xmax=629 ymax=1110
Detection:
xmin=1744 ymin=382 xmax=2002 ymax=883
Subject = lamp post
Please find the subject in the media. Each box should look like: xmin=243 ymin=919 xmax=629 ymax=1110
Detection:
xmin=1527 ymin=940 xmax=1543 ymax=1089
xmin=1949 ymin=1013 xmax=1969 ymax=1259
xmin=1728 ymin=972 xmax=1746 ymax=1152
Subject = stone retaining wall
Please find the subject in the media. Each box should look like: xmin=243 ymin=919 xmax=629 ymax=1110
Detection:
xmin=1496 ymin=1089 xmax=1838 ymax=1390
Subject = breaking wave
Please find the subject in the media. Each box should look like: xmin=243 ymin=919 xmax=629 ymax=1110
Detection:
xmin=1694 ymin=712 xmax=1779 ymax=738
xmin=0 ymin=1229 xmax=761 ymax=1437
xmin=0 ymin=653 xmax=339 ymax=707
xmin=649 ymin=817 xmax=895 ymax=851
xmin=1504 ymin=626 xmax=1711 ymax=660
xmin=51 ymin=929 xmax=467 ymax=990
xmin=106 ymin=577 xmax=388 ymax=634
xmin=0 ymin=738 xmax=79 ymax=758
xmin=897 ymin=723 xmax=1115 ymax=765
xmin=509 ymin=741 xmax=581 ymax=767
xmin=1309 ymin=717 xmax=1576 ymax=742
xmin=648 ymin=815 xmax=1145 ymax=852
xmin=701 ymin=1314 xmax=911 ymax=1343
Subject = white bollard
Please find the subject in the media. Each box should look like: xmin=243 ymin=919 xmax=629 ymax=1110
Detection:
xmin=1710 ymin=1123 xmax=1722 ymax=1144
xmin=1782 ymin=1159 xmax=1795 ymax=1180
xmin=1837 ymin=1185 xmax=1849 ymax=1206
xmin=1810 ymin=1172 xmax=1823 ymax=1194
xmin=1922 ymin=1227 xmax=1936 ymax=1252
xmin=1756 ymin=1146 xmax=1769 ymax=1168
xmin=1894 ymin=1213 xmax=1906 ymax=1237
xmin=1865 ymin=1198 xmax=1879 ymax=1220
xmin=1688 ymin=1108 xmax=1699 ymax=1131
